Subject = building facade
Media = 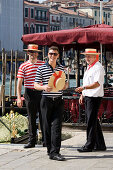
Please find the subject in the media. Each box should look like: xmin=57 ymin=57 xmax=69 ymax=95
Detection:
xmin=105 ymin=0 xmax=113 ymax=26
xmin=58 ymin=7 xmax=93 ymax=29
xmin=0 ymin=0 xmax=23 ymax=51
xmin=24 ymin=1 xmax=50 ymax=34
xmin=49 ymin=8 xmax=61 ymax=31
xmin=78 ymin=2 xmax=112 ymax=25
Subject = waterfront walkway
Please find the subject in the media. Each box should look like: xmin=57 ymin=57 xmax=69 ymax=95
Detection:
xmin=0 ymin=128 xmax=113 ymax=170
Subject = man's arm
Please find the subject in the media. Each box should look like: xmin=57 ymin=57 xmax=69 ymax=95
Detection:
xmin=17 ymin=78 xmax=23 ymax=108
xmin=34 ymin=82 xmax=52 ymax=92
xmin=79 ymin=94 xmax=84 ymax=105
xmin=75 ymin=82 xmax=100 ymax=93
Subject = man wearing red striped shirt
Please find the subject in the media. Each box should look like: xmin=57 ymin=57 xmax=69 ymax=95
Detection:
xmin=17 ymin=44 xmax=44 ymax=148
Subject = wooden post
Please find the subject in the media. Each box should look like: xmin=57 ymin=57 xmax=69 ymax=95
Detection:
xmin=14 ymin=51 xmax=17 ymax=96
xmin=2 ymin=48 xmax=5 ymax=115
xmin=5 ymin=53 xmax=7 ymax=81
xmin=76 ymin=50 xmax=80 ymax=87
xmin=9 ymin=49 xmax=13 ymax=100
xmin=42 ymin=46 xmax=45 ymax=61
xmin=24 ymin=53 xmax=27 ymax=62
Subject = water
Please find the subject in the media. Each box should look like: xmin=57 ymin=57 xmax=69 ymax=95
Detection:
xmin=0 ymin=79 xmax=24 ymax=96
xmin=0 ymin=79 xmax=83 ymax=96
xmin=69 ymin=79 xmax=83 ymax=88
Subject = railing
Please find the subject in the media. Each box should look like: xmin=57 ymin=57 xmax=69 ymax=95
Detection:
xmin=63 ymin=88 xmax=113 ymax=126
xmin=35 ymin=16 xmax=48 ymax=21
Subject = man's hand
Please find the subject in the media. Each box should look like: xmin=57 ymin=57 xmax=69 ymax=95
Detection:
xmin=17 ymin=98 xmax=23 ymax=108
xmin=44 ymin=85 xmax=53 ymax=92
xmin=75 ymin=86 xmax=84 ymax=93
xmin=79 ymin=95 xmax=84 ymax=105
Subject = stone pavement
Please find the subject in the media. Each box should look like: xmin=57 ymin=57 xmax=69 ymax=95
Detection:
xmin=0 ymin=128 xmax=113 ymax=170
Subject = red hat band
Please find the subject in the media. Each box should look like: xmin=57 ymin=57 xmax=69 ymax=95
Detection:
xmin=86 ymin=50 xmax=97 ymax=53
xmin=28 ymin=44 xmax=38 ymax=50
xmin=53 ymin=71 xmax=62 ymax=88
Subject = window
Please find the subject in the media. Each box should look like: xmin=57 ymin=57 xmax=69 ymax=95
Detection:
xmin=95 ymin=20 xmax=97 ymax=24
xmin=52 ymin=16 xmax=54 ymax=22
xmin=108 ymin=13 xmax=110 ymax=18
xmin=69 ymin=18 xmax=72 ymax=23
xmin=36 ymin=25 xmax=39 ymax=33
xmin=24 ymin=23 xmax=29 ymax=34
xmin=56 ymin=16 xmax=59 ymax=22
xmin=90 ymin=20 xmax=92 ymax=25
xmin=95 ymin=11 xmax=97 ymax=16
xmin=30 ymin=24 xmax=35 ymax=33
xmin=38 ymin=11 xmax=41 ymax=17
xmin=44 ymin=11 xmax=47 ymax=19
xmin=61 ymin=17 xmax=63 ymax=22
xmin=25 ymin=8 xmax=28 ymax=18
xmin=40 ymin=11 xmax=43 ymax=19
xmin=44 ymin=25 xmax=46 ymax=32
xmin=83 ymin=19 xmax=85 ymax=25
xmin=31 ymin=8 xmax=34 ymax=18
xmin=66 ymin=17 xmax=68 ymax=22
xmin=103 ymin=12 xmax=105 ymax=17
xmin=40 ymin=25 xmax=43 ymax=32
xmin=36 ymin=10 xmax=39 ymax=18
xmin=108 ymin=22 xmax=110 ymax=25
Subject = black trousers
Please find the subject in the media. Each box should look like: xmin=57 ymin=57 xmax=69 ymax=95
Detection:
xmin=85 ymin=96 xmax=106 ymax=149
xmin=24 ymin=88 xmax=43 ymax=144
xmin=40 ymin=96 xmax=64 ymax=155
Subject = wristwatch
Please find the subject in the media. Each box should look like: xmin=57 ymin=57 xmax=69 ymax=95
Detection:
xmin=83 ymin=86 xmax=86 ymax=90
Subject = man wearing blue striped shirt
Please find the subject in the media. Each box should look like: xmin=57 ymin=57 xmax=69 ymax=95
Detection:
xmin=34 ymin=46 xmax=68 ymax=161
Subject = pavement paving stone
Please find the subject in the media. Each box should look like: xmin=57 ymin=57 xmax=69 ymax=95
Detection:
xmin=0 ymin=130 xmax=113 ymax=170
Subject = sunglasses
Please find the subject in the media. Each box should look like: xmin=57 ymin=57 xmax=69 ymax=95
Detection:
xmin=49 ymin=53 xmax=58 ymax=56
xmin=28 ymin=51 xmax=38 ymax=53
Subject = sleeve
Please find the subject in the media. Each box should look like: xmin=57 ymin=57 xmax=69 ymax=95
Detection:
xmin=94 ymin=67 xmax=105 ymax=85
xmin=35 ymin=68 xmax=42 ymax=83
xmin=17 ymin=65 xmax=24 ymax=79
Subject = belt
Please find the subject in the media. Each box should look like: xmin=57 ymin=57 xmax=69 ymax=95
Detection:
xmin=25 ymin=88 xmax=42 ymax=93
xmin=32 ymin=89 xmax=37 ymax=91
xmin=46 ymin=96 xmax=62 ymax=101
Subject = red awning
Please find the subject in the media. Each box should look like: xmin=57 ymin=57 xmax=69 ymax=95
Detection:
xmin=22 ymin=24 xmax=113 ymax=48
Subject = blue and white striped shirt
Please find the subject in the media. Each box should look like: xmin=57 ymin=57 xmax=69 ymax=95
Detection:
xmin=35 ymin=62 xmax=65 ymax=96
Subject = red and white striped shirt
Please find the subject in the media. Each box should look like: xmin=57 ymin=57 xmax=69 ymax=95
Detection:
xmin=17 ymin=60 xmax=45 ymax=89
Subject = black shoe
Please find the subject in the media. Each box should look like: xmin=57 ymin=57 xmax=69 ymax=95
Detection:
xmin=42 ymin=142 xmax=46 ymax=147
xmin=47 ymin=152 xmax=50 ymax=156
xmin=77 ymin=146 xmax=92 ymax=152
xmin=93 ymin=147 xmax=106 ymax=151
xmin=24 ymin=143 xmax=35 ymax=149
xmin=49 ymin=154 xmax=65 ymax=161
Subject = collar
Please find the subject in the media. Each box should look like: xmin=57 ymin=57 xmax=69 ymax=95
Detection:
xmin=46 ymin=62 xmax=60 ymax=71
xmin=28 ymin=59 xmax=38 ymax=64
xmin=87 ymin=60 xmax=97 ymax=70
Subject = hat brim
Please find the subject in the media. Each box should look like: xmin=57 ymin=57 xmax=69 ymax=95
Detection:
xmin=81 ymin=52 xmax=100 ymax=55
xmin=48 ymin=71 xmax=66 ymax=92
xmin=24 ymin=49 xmax=41 ymax=52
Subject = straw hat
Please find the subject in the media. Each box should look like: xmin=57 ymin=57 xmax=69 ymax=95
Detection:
xmin=24 ymin=44 xmax=41 ymax=51
xmin=81 ymin=48 xmax=100 ymax=55
xmin=48 ymin=71 xmax=66 ymax=92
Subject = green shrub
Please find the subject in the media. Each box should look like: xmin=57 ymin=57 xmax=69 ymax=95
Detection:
xmin=0 ymin=112 xmax=28 ymax=143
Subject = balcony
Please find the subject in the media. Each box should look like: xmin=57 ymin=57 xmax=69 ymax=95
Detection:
xmin=35 ymin=16 xmax=48 ymax=21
